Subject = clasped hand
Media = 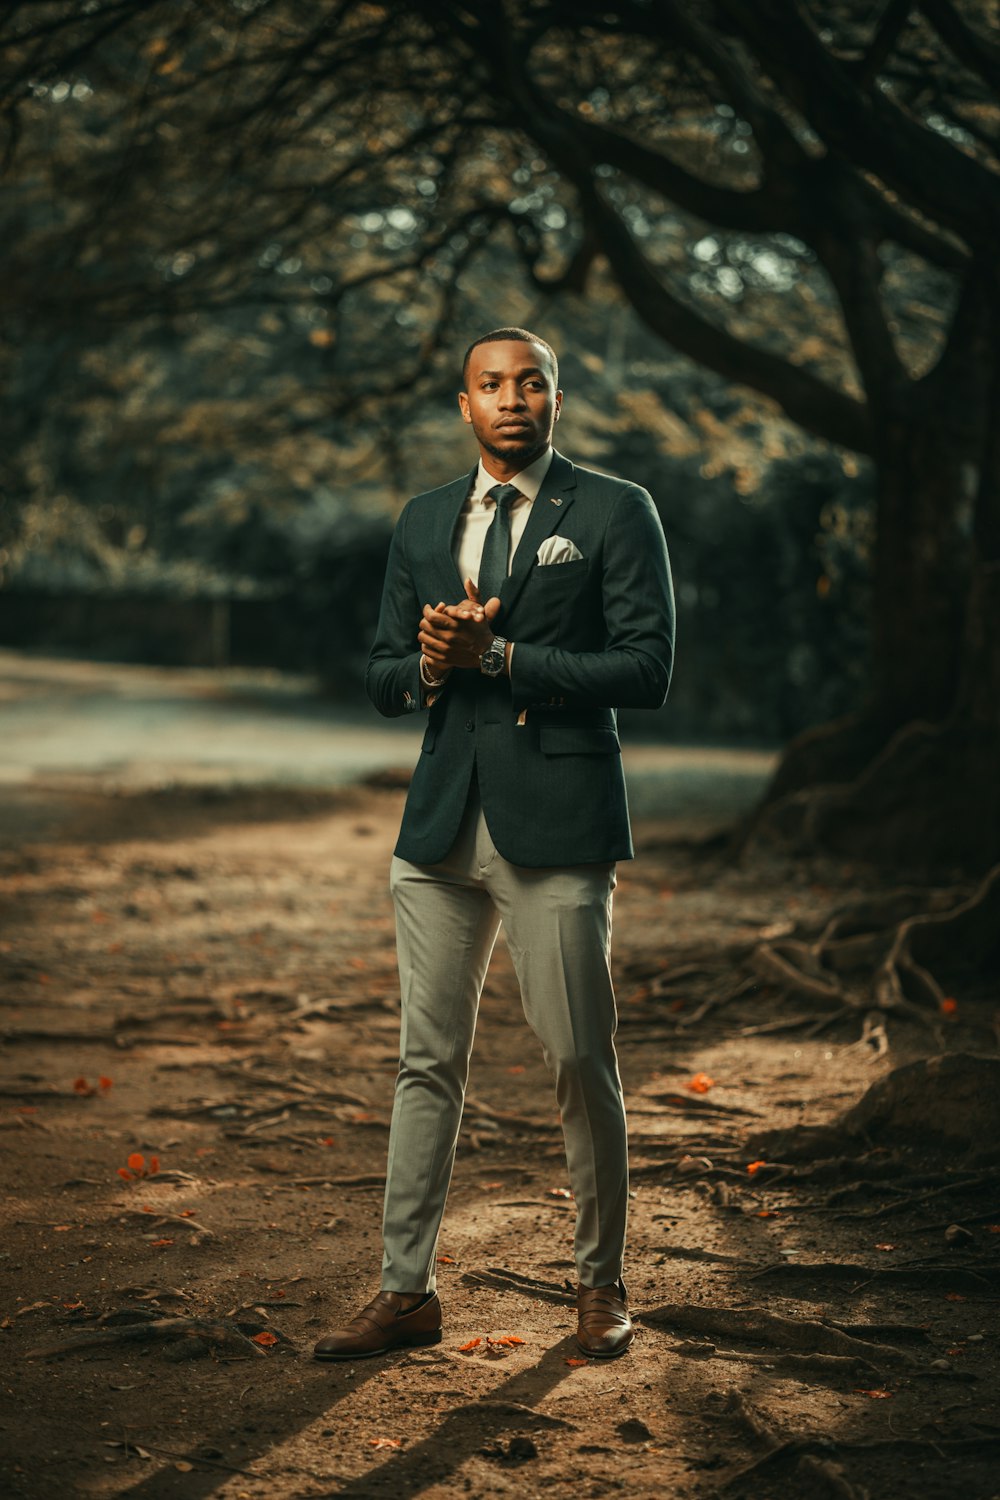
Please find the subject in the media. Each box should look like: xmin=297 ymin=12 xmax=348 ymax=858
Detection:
xmin=418 ymin=579 xmax=501 ymax=672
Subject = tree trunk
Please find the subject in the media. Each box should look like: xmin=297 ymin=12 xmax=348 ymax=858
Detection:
xmin=764 ymin=409 xmax=971 ymax=804
xmin=752 ymin=326 xmax=999 ymax=871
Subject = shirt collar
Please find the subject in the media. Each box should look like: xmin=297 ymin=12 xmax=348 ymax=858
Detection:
xmin=471 ymin=446 xmax=553 ymax=505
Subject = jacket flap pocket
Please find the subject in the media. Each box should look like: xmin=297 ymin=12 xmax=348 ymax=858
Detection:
xmin=539 ymin=724 xmax=621 ymax=756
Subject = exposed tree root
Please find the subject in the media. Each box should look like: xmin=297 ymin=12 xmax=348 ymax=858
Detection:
xmin=27 ymin=1310 xmax=287 ymax=1360
xmin=459 ymin=1267 xmax=575 ymax=1303
xmin=750 ymin=1053 xmax=1000 ymax=1159
xmin=752 ymin=1261 xmax=1000 ymax=1294
xmin=672 ymin=1342 xmax=881 ymax=1379
xmin=639 ymin=1303 xmax=916 ymax=1365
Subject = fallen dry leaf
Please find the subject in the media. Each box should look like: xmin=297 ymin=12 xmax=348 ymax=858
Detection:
xmin=251 ymin=1331 xmax=278 ymax=1347
xmin=686 ymin=1073 xmax=715 ymax=1094
xmin=548 ymin=1187 xmax=573 ymax=1199
xmin=564 ymin=1357 xmax=589 ymax=1367
xmin=945 ymin=1293 xmax=967 ymax=1302
xmin=854 ymin=1389 xmax=893 ymax=1399
xmin=746 ymin=1160 xmax=767 ymax=1176
xmin=369 ymin=1437 xmax=401 ymax=1450
xmin=940 ymin=997 xmax=958 ymax=1016
xmin=458 ymin=1338 xmax=482 ymax=1352
xmin=875 ymin=1243 xmax=898 ymax=1252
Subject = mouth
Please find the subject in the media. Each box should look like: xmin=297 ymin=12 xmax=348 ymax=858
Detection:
xmin=495 ymin=420 xmax=532 ymax=433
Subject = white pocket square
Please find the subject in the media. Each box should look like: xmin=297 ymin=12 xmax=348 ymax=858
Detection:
xmin=536 ymin=536 xmax=584 ymax=565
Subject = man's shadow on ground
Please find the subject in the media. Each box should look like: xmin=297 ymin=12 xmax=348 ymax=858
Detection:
xmin=116 ymin=1334 xmax=584 ymax=1499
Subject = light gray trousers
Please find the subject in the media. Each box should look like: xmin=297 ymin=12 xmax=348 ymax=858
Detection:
xmin=381 ymin=781 xmax=628 ymax=1293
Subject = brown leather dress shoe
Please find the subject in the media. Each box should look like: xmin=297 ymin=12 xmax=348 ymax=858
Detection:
xmin=312 ymin=1290 xmax=442 ymax=1361
xmin=576 ymin=1278 xmax=633 ymax=1359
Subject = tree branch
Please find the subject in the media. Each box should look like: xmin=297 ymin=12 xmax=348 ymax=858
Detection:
xmin=576 ymin=175 xmax=871 ymax=453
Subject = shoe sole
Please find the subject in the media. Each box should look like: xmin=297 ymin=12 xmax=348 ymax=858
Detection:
xmin=313 ymin=1329 xmax=442 ymax=1361
xmin=575 ymin=1337 xmax=633 ymax=1360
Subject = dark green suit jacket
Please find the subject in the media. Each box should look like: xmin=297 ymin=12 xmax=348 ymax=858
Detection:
xmin=365 ymin=450 xmax=675 ymax=867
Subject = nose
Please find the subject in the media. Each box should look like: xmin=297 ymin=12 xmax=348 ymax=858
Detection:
xmin=498 ymin=381 xmax=527 ymax=410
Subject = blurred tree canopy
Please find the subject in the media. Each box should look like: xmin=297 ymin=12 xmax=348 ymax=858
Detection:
xmin=1 ymin=0 xmax=998 ymax=866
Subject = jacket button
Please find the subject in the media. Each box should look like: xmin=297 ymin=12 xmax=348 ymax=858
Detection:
xmin=465 ymin=720 xmax=475 ymax=731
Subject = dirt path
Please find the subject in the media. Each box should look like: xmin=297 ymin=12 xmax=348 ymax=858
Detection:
xmin=1 ymin=769 xmax=998 ymax=1497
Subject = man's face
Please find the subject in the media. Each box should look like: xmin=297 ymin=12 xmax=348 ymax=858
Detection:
xmin=458 ymin=340 xmax=562 ymax=466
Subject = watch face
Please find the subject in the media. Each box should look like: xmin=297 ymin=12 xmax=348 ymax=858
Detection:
xmin=482 ymin=639 xmax=505 ymax=675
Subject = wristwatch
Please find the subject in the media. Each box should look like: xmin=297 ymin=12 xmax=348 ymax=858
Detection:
xmin=479 ymin=635 xmax=508 ymax=677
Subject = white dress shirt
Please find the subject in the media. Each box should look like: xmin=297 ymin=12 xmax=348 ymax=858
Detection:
xmin=420 ymin=447 xmax=553 ymax=691
xmin=456 ymin=447 xmax=554 ymax=592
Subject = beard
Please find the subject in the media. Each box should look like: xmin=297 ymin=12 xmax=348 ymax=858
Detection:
xmin=477 ymin=428 xmax=549 ymax=465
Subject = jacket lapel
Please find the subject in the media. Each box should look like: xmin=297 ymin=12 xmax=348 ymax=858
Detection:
xmin=497 ymin=451 xmax=577 ymax=623
xmin=429 ymin=467 xmax=477 ymax=602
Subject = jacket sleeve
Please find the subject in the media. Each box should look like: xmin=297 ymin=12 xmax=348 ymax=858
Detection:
xmin=364 ymin=501 xmax=426 ymax=719
xmin=509 ymin=484 xmax=675 ymax=711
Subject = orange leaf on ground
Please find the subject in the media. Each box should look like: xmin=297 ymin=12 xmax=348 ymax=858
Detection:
xmin=548 ymin=1187 xmax=573 ymax=1199
xmin=179 ymin=1208 xmax=195 ymax=1218
xmin=940 ymin=996 xmax=958 ymax=1015
xmin=479 ymin=1182 xmax=503 ymax=1190
xmin=436 ymin=1255 xmax=456 ymax=1265
xmin=686 ymin=1073 xmax=715 ymax=1094
xmin=149 ymin=1155 xmax=160 ymax=1174
xmin=507 ymin=1065 xmax=526 ymax=1075
xmin=945 ymin=1293 xmax=966 ymax=1302
xmin=986 ymin=1225 xmax=1000 ymax=1234
xmin=116 ymin=1168 xmax=133 ymax=1182
xmin=251 ymin=1331 xmax=279 ymax=1346
xmin=458 ymin=1338 xmax=481 ymax=1352
xmin=73 ymin=1077 xmax=91 ymax=1095
xmin=946 ymin=1347 xmax=965 ymax=1356
xmin=746 ymin=1160 xmax=767 ymax=1175
xmin=98 ymin=1076 xmax=113 ymax=1091
xmin=668 ymin=998 xmax=685 ymax=1013
xmin=564 ymin=1357 xmax=589 ymax=1367
xmin=854 ymin=1389 xmax=893 ymax=1399
xmin=875 ymin=1243 xmax=898 ymax=1252
xmin=369 ymin=1438 xmax=401 ymax=1450
xmin=53 ymin=1225 xmax=71 ymax=1232
xmin=150 ymin=1238 xmax=174 ymax=1247
xmin=756 ymin=1210 xmax=779 ymax=1218
xmin=127 ymin=1152 xmax=146 ymax=1172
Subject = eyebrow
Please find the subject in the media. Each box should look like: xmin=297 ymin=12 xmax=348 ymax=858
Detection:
xmin=477 ymin=366 xmax=546 ymax=379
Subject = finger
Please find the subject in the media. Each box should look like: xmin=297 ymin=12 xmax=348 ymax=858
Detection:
xmin=464 ymin=578 xmax=481 ymax=603
xmin=483 ymin=595 xmax=502 ymax=620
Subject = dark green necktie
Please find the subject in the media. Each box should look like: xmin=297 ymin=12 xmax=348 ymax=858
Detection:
xmin=477 ymin=483 xmax=519 ymax=601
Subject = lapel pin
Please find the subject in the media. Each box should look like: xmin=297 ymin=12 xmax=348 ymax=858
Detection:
xmin=550 ymin=497 xmax=563 ymax=506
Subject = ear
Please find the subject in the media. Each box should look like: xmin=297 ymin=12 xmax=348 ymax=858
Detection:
xmin=458 ymin=390 xmax=472 ymax=424
xmin=554 ymin=389 xmax=563 ymax=421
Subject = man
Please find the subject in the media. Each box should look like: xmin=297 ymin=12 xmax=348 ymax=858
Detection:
xmin=313 ymin=326 xmax=674 ymax=1363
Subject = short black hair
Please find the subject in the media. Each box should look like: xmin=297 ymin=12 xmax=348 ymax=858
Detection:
xmin=461 ymin=326 xmax=559 ymax=387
